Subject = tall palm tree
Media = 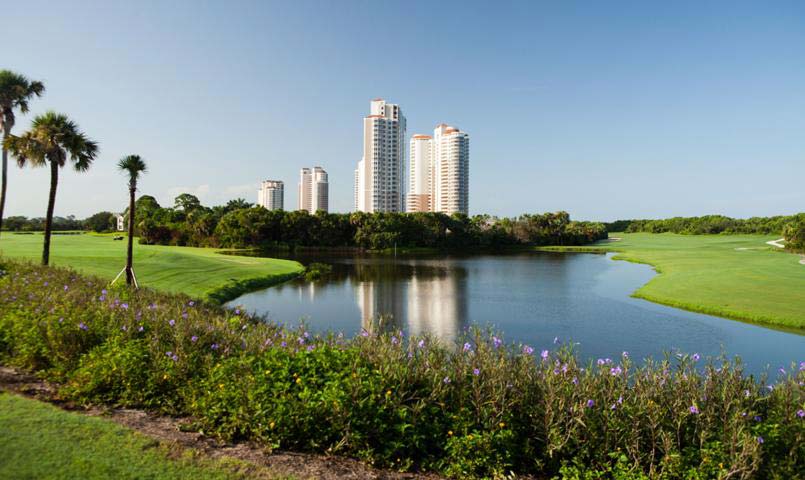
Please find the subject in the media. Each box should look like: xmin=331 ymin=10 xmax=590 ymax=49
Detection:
xmin=117 ymin=155 xmax=147 ymax=286
xmin=0 ymin=70 xmax=45 ymax=237
xmin=4 ymin=112 xmax=98 ymax=265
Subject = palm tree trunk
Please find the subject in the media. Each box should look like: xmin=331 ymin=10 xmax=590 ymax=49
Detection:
xmin=126 ymin=184 xmax=136 ymax=285
xmin=0 ymin=127 xmax=9 ymax=238
xmin=42 ymin=160 xmax=58 ymax=266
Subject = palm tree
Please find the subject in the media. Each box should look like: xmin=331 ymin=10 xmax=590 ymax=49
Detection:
xmin=117 ymin=155 xmax=147 ymax=286
xmin=0 ymin=70 xmax=45 ymax=238
xmin=4 ymin=112 xmax=98 ymax=265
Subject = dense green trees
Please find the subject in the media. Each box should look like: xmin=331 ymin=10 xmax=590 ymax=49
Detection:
xmin=134 ymin=195 xmax=607 ymax=250
xmin=610 ymin=214 xmax=805 ymax=236
xmin=783 ymin=221 xmax=805 ymax=253
xmin=84 ymin=211 xmax=117 ymax=232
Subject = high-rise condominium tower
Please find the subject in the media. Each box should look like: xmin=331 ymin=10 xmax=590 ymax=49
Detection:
xmin=298 ymin=167 xmax=328 ymax=213
xmin=407 ymin=124 xmax=470 ymax=215
xmin=354 ymin=98 xmax=406 ymax=212
xmin=257 ymin=180 xmax=284 ymax=211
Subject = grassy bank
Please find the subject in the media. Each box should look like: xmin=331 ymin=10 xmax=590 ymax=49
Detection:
xmin=1 ymin=260 xmax=802 ymax=479
xmin=538 ymin=233 xmax=805 ymax=331
xmin=0 ymin=233 xmax=303 ymax=302
xmin=0 ymin=393 xmax=289 ymax=479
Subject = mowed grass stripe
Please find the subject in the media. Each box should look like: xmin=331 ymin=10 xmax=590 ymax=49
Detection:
xmin=0 ymin=233 xmax=303 ymax=301
xmin=0 ymin=393 xmax=290 ymax=480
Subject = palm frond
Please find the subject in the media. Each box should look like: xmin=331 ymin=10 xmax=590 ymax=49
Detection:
xmin=117 ymin=154 xmax=148 ymax=183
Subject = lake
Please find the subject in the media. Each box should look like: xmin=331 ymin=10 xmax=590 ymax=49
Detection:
xmin=228 ymin=251 xmax=804 ymax=376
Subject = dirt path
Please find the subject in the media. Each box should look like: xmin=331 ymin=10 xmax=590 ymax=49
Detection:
xmin=0 ymin=366 xmax=443 ymax=480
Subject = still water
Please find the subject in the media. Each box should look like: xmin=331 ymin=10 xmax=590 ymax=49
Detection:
xmin=229 ymin=252 xmax=804 ymax=376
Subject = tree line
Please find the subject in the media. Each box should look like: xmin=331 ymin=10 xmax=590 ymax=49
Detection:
xmin=607 ymin=214 xmax=805 ymax=236
xmin=131 ymin=194 xmax=607 ymax=250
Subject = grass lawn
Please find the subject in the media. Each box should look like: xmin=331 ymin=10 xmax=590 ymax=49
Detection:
xmin=0 ymin=393 xmax=290 ymax=480
xmin=541 ymin=233 xmax=805 ymax=331
xmin=0 ymin=233 xmax=303 ymax=302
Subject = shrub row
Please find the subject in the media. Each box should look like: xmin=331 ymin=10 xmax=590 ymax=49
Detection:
xmin=0 ymin=260 xmax=802 ymax=479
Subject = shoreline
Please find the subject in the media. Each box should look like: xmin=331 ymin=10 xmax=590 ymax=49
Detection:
xmin=535 ymin=240 xmax=805 ymax=334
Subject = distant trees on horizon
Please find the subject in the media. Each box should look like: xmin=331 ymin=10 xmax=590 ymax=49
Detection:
xmin=126 ymin=193 xmax=607 ymax=251
xmin=608 ymin=214 xmax=805 ymax=236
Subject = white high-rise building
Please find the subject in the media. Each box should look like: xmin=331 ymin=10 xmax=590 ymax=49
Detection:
xmin=298 ymin=167 xmax=328 ymax=213
xmin=257 ymin=180 xmax=284 ymax=211
xmin=354 ymin=98 xmax=406 ymax=212
xmin=406 ymin=124 xmax=470 ymax=215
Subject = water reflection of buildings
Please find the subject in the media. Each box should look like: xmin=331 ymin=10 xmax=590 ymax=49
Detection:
xmin=354 ymin=262 xmax=467 ymax=343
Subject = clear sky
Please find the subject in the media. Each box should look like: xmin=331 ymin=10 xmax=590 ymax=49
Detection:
xmin=2 ymin=0 xmax=804 ymax=221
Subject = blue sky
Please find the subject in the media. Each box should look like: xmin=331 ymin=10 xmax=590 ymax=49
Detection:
xmin=2 ymin=0 xmax=804 ymax=220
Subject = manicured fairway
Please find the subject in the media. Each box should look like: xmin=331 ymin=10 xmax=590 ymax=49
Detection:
xmin=0 ymin=393 xmax=289 ymax=479
xmin=544 ymin=233 xmax=805 ymax=330
xmin=0 ymin=233 xmax=303 ymax=301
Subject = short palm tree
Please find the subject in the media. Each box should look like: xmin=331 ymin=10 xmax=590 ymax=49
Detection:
xmin=117 ymin=155 xmax=147 ymax=286
xmin=0 ymin=70 xmax=45 ymax=237
xmin=4 ymin=112 xmax=98 ymax=265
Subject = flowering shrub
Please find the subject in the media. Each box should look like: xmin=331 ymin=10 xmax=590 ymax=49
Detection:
xmin=0 ymin=259 xmax=803 ymax=479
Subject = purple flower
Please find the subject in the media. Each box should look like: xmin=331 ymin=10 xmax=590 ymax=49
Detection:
xmin=756 ymin=436 xmax=764 ymax=444
xmin=522 ymin=345 xmax=534 ymax=355
xmin=443 ymin=376 xmax=451 ymax=384
xmin=622 ymin=351 xmax=629 ymax=358
xmin=796 ymin=409 xmax=804 ymax=418
xmin=166 ymin=351 xmax=173 ymax=357
xmin=280 ymin=341 xmax=287 ymax=347
xmin=391 ymin=336 xmax=399 ymax=345
xmin=64 ymin=285 xmax=69 ymax=291
xmin=169 ymin=319 xmax=175 ymax=327
xmin=78 ymin=322 xmax=88 ymax=331
xmin=360 ymin=330 xmax=369 ymax=338
xmin=297 ymin=337 xmax=306 ymax=345
xmin=138 ymin=325 xmax=144 ymax=332
xmin=572 ymin=376 xmax=578 ymax=385
xmin=692 ymin=353 xmax=700 ymax=362
xmin=586 ymin=399 xmax=595 ymax=408
xmin=689 ymin=405 xmax=699 ymax=414
xmin=121 ymin=325 xmax=128 ymax=331
xmin=234 ymin=309 xmax=241 ymax=315
xmin=540 ymin=349 xmax=549 ymax=360
xmin=463 ymin=342 xmax=472 ymax=353
xmin=472 ymin=368 xmax=480 ymax=376
xmin=182 ymin=312 xmax=188 ymax=319
xmin=171 ymin=354 xmax=178 ymax=362
xmin=191 ymin=335 xmax=199 ymax=343
xmin=778 ymin=367 xmax=786 ymax=375
xmin=597 ymin=358 xmax=605 ymax=366
xmin=121 ymin=303 xmax=129 ymax=310
xmin=102 ymin=289 xmax=108 ymax=295
xmin=799 ymin=361 xmax=805 ymax=371
xmin=306 ymin=345 xmax=315 ymax=352
xmin=188 ymin=301 xmax=195 ymax=307
xmin=211 ymin=343 xmax=220 ymax=350
xmin=610 ymin=366 xmax=623 ymax=376
xmin=754 ymin=415 xmax=762 ymax=422
xmin=417 ymin=339 xmax=426 ymax=349
xmin=492 ymin=336 xmax=502 ymax=349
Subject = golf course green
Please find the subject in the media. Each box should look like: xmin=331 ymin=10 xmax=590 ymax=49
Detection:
xmin=542 ymin=233 xmax=805 ymax=331
xmin=0 ymin=233 xmax=303 ymax=302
